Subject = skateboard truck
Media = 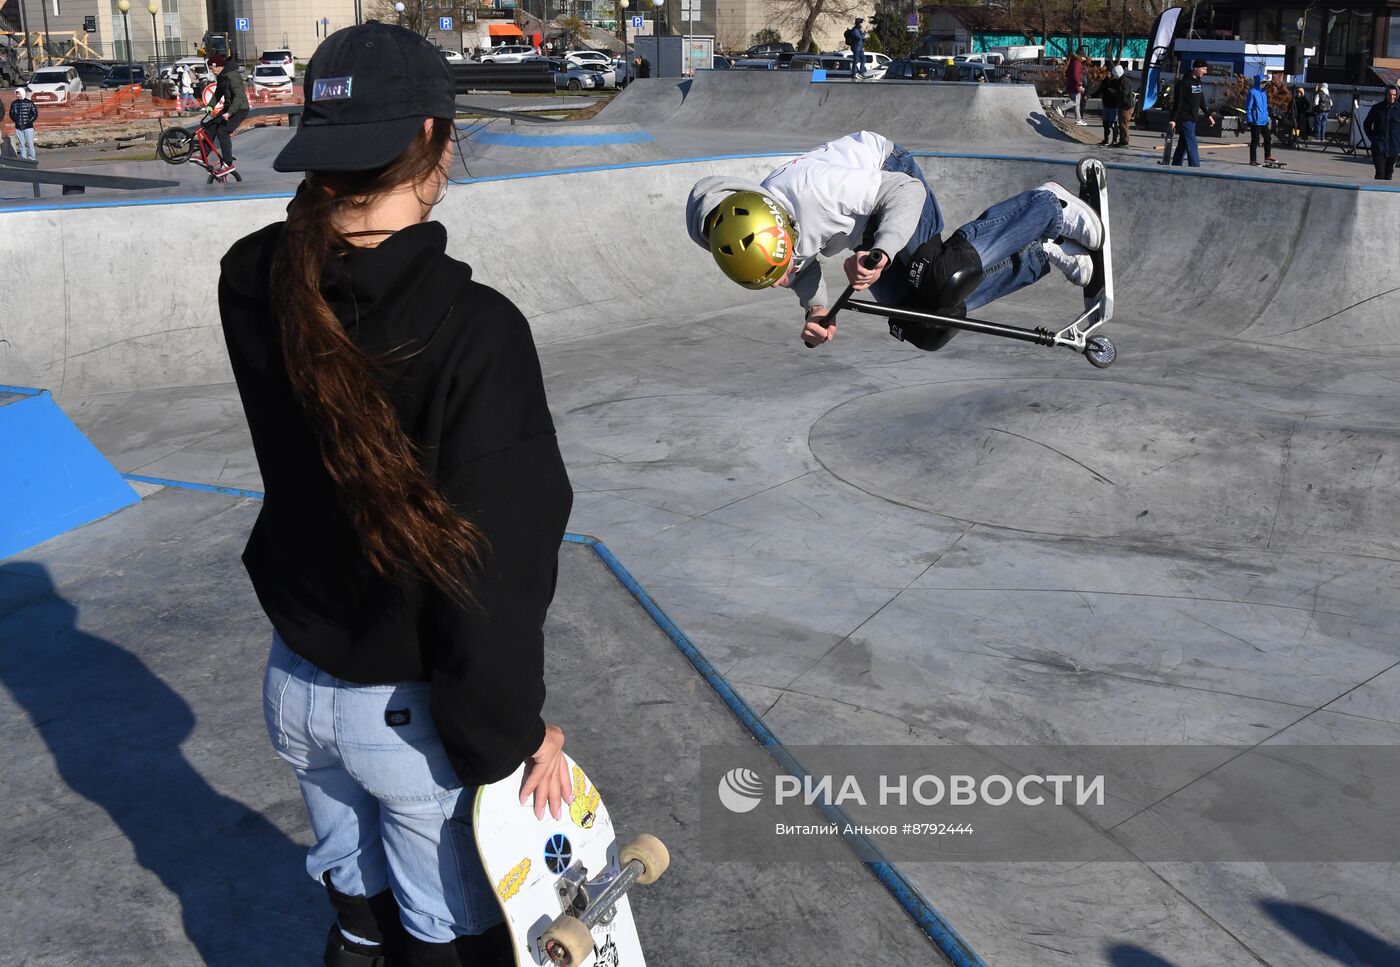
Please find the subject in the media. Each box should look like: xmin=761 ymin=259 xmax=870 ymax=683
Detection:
xmin=808 ymin=158 xmax=1117 ymax=369
xmin=539 ymin=834 xmax=670 ymax=967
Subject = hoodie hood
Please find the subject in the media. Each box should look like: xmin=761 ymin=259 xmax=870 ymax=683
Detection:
xmin=1254 ymin=75 xmax=1265 ymax=88
xmin=685 ymin=175 xmax=773 ymax=250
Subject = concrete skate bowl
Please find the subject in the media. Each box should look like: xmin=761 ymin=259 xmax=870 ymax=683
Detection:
xmin=5 ymin=154 xmax=1394 ymax=398
xmin=455 ymin=119 xmax=672 ymax=172
xmin=599 ymin=70 xmax=1061 ymax=147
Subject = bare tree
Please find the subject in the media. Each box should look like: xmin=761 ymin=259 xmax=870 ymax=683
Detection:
xmin=769 ymin=0 xmax=861 ymax=53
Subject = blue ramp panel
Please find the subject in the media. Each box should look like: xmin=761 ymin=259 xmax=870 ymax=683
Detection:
xmin=0 ymin=391 xmax=140 ymax=559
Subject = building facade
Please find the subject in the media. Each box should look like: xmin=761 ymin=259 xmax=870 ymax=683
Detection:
xmin=2 ymin=0 xmax=206 ymax=63
xmin=1192 ymin=1 xmax=1400 ymax=81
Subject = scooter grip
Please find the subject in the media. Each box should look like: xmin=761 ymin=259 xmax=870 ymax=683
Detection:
xmin=803 ymin=249 xmax=886 ymax=348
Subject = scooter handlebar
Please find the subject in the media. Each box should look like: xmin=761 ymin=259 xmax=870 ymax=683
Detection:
xmin=802 ymin=249 xmax=886 ymax=348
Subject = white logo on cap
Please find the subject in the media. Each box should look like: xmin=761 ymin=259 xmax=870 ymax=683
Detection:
xmin=313 ymin=76 xmax=353 ymax=101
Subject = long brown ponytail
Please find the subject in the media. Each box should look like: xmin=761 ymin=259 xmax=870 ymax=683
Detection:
xmin=271 ymin=118 xmax=486 ymax=604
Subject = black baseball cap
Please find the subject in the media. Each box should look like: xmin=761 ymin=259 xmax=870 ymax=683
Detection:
xmin=1192 ymin=58 xmax=1208 ymax=69
xmin=274 ymin=22 xmax=455 ymax=173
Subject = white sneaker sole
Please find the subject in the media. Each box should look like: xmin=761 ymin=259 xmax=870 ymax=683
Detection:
xmin=1040 ymin=181 xmax=1103 ymax=250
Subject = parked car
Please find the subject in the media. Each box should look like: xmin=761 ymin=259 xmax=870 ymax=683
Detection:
xmin=251 ymin=63 xmax=295 ymax=98
xmin=525 ymin=57 xmax=607 ymax=90
xmin=439 ymin=49 xmax=466 ymax=62
xmin=477 ymin=44 xmax=536 ymax=64
xmin=564 ymin=49 xmax=611 ymax=68
xmin=831 ymin=50 xmax=892 ymax=80
xmin=173 ymin=56 xmax=213 ymax=85
xmin=68 ymin=60 xmax=115 ymax=87
xmin=259 ymin=48 xmax=295 ymax=78
xmin=744 ymin=41 xmax=794 ymax=58
xmin=101 ymin=64 xmax=147 ymax=87
xmin=711 ymin=55 xmax=733 ymax=69
xmin=25 ymin=66 xmax=83 ymax=103
xmin=950 ymin=62 xmax=1010 ymax=82
xmin=788 ymin=53 xmax=849 ymax=73
xmin=884 ymin=57 xmax=944 ymax=80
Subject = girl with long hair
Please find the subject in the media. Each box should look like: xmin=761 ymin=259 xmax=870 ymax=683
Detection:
xmin=219 ymin=23 xmax=573 ymax=966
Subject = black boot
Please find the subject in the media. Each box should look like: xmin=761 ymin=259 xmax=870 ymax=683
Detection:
xmin=322 ymin=876 xmax=408 ymax=967
xmin=403 ymin=924 xmax=514 ymax=967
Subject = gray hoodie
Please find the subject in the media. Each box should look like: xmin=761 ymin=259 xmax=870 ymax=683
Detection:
xmin=687 ymin=161 xmax=928 ymax=310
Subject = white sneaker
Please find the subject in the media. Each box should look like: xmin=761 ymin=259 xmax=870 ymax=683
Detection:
xmin=1038 ymin=181 xmax=1103 ymax=250
xmin=1042 ymin=239 xmax=1094 ymax=286
xmin=1075 ymin=119 xmax=1089 ymax=126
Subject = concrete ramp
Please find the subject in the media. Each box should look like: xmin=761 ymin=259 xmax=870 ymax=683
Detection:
xmin=4 ymin=157 xmax=1397 ymax=399
xmin=458 ymin=119 xmax=665 ymax=170
xmin=602 ymin=71 xmax=1056 ymax=147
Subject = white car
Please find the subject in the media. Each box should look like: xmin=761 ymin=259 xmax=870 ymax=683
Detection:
xmin=25 ymin=66 xmax=83 ymax=103
xmin=172 ymin=57 xmax=213 ymax=84
xmin=439 ymin=49 xmax=466 ymax=62
xmin=251 ymin=63 xmax=295 ymax=98
xmin=565 ymin=50 xmax=612 ymax=68
xmin=832 ymin=49 xmax=891 ymax=80
xmin=259 ymin=48 xmax=296 ymax=79
xmin=478 ymin=45 xmax=536 ymax=64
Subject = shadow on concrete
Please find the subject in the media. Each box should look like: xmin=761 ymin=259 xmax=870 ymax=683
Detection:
xmin=1105 ymin=943 xmax=1182 ymax=966
xmin=1261 ymin=900 xmax=1400 ymax=966
xmin=0 ymin=561 xmax=321 ymax=965
xmin=1027 ymin=110 xmax=1075 ymax=141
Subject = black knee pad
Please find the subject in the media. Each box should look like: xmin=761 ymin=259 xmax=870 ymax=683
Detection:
xmin=905 ymin=233 xmax=983 ymax=316
xmin=892 ymin=233 xmax=983 ymax=352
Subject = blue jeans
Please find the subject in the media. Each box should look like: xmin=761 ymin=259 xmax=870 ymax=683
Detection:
xmin=852 ymin=47 xmax=865 ymax=76
xmin=1314 ymin=111 xmax=1329 ymax=141
xmin=869 ymin=146 xmax=945 ymax=305
xmin=952 ymin=188 xmax=1062 ymax=311
xmin=263 ymin=634 xmax=501 ymax=942
xmin=1171 ymin=120 xmax=1200 ymax=167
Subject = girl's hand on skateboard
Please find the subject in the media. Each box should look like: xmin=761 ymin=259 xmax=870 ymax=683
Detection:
xmin=520 ymin=723 xmax=574 ymax=820
xmin=802 ymin=307 xmax=834 ymax=347
xmin=844 ymin=249 xmax=887 ymax=290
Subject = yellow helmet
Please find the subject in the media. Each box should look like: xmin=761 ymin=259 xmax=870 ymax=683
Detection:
xmin=704 ymin=191 xmax=797 ymax=289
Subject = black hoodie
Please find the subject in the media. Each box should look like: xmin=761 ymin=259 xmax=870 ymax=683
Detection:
xmin=218 ymin=218 xmax=572 ymax=786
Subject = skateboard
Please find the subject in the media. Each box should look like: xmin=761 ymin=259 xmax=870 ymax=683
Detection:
xmin=815 ymin=158 xmax=1118 ymax=368
xmin=1158 ymin=127 xmax=1175 ymax=165
xmin=474 ymin=755 xmax=670 ymax=967
xmin=1261 ymin=160 xmax=1286 ymax=169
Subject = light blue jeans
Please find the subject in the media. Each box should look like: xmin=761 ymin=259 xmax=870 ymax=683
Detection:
xmin=263 ymin=633 xmax=501 ymax=942
xmin=954 ymin=187 xmax=1062 ymax=311
xmin=1314 ymin=110 xmax=1329 ymax=141
xmin=15 ymin=127 xmax=35 ymax=161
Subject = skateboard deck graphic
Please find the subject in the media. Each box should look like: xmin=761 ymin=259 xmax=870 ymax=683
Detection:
xmin=475 ymin=755 xmax=666 ymax=967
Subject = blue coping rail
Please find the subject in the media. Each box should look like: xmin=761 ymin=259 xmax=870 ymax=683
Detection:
xmin=5 ymin=147 xmax=1398 ymax=214
xmin=85 ymin=467 xmax=988 ymax=967
xmin=466 ymin=129 xmax=656 ymax=148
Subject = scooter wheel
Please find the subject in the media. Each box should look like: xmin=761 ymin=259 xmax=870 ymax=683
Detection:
xmin=1085 ymin=335 xmax=1116 ymax=368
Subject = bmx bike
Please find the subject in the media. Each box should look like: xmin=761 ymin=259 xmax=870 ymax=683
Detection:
xmin=156 ymin=113 xmax=242 ymax=184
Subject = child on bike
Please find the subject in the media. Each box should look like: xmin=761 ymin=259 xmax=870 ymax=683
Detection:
xmin=206 ymin=54 xmax=249 ymax=175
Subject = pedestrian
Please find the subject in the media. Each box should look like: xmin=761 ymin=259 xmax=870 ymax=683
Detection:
xmin=1290 ymin=85 xmax=1311 ymax=143
xmin=1244 ymin=74 xmax=1275 ymax=166
xmin=1313 ymin=82 xmax=1333 ymax=142
xmin=7 ymin=86 xmax=37 ymax=162
xmin=846 ymin=17 xmax=866 ymax=78
xmin=633 ymin=54 xmax=651 ymax=78
xmin=219 ymin=22 xmax=573 ymax=966
xmin=1091 ymin=64 xmax=1124 ymax=146
xmin=686 ymin=130 xmax=1106 ymax=354
xmin=1169 ymin=59 xmax=1216 ymax=167
xmin=1115 ymin=64 xmax=1137 ymax=147
xmin=176 ymin=63 xmax=195 ymax=111
xmin=1063 ymin=49 xmax=1087 ymax=125
xmin=1363 ymin=84 xmax=1400 ymax=180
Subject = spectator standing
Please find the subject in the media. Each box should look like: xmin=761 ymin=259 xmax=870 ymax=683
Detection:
xmin=177 ymin=64 xmax=195 ymax=111
xmin=1289 ymin=86 xmax=1311 ymax=142
xmin=1313 ymin=82 xmax=1332 ymax=142
xmin=1244 ymin=74 xmax=1275 ymax=166
xmin=7 ymin=87 xmax=37 ymax=162
xmin=1115 ymin=64 xmax=1138 ymax=147
xmin=1363 ymin=84 xmax=1400 ymax=180
xmin=846 ymin=18 xmax=866 ymax=78
xmin=1091 ymin=65 xmax=1124 ymax=146
xmin=1063 ymin=50 xmax=1087 ymax=125
xmin=633 ymin=54 xmax=651 ymax=78
xmin=1169 ymin=59 xmax=1216 ymax=167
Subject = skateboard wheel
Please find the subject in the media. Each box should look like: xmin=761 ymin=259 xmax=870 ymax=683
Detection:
xmin=1085 ymin=335 xmax=1116 ymax=368
xmin=620 ymin=833 xmax=670 ymax=886
xmin=542 ymin=914 xmax=594 ymax=967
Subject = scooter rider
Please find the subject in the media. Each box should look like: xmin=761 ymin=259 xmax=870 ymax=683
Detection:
xmin=686 ymin=131 xmax=1104 ymax=351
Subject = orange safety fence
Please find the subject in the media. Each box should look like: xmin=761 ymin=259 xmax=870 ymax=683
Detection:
xmin=2 ymin=86 xmax=304 ymax=135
